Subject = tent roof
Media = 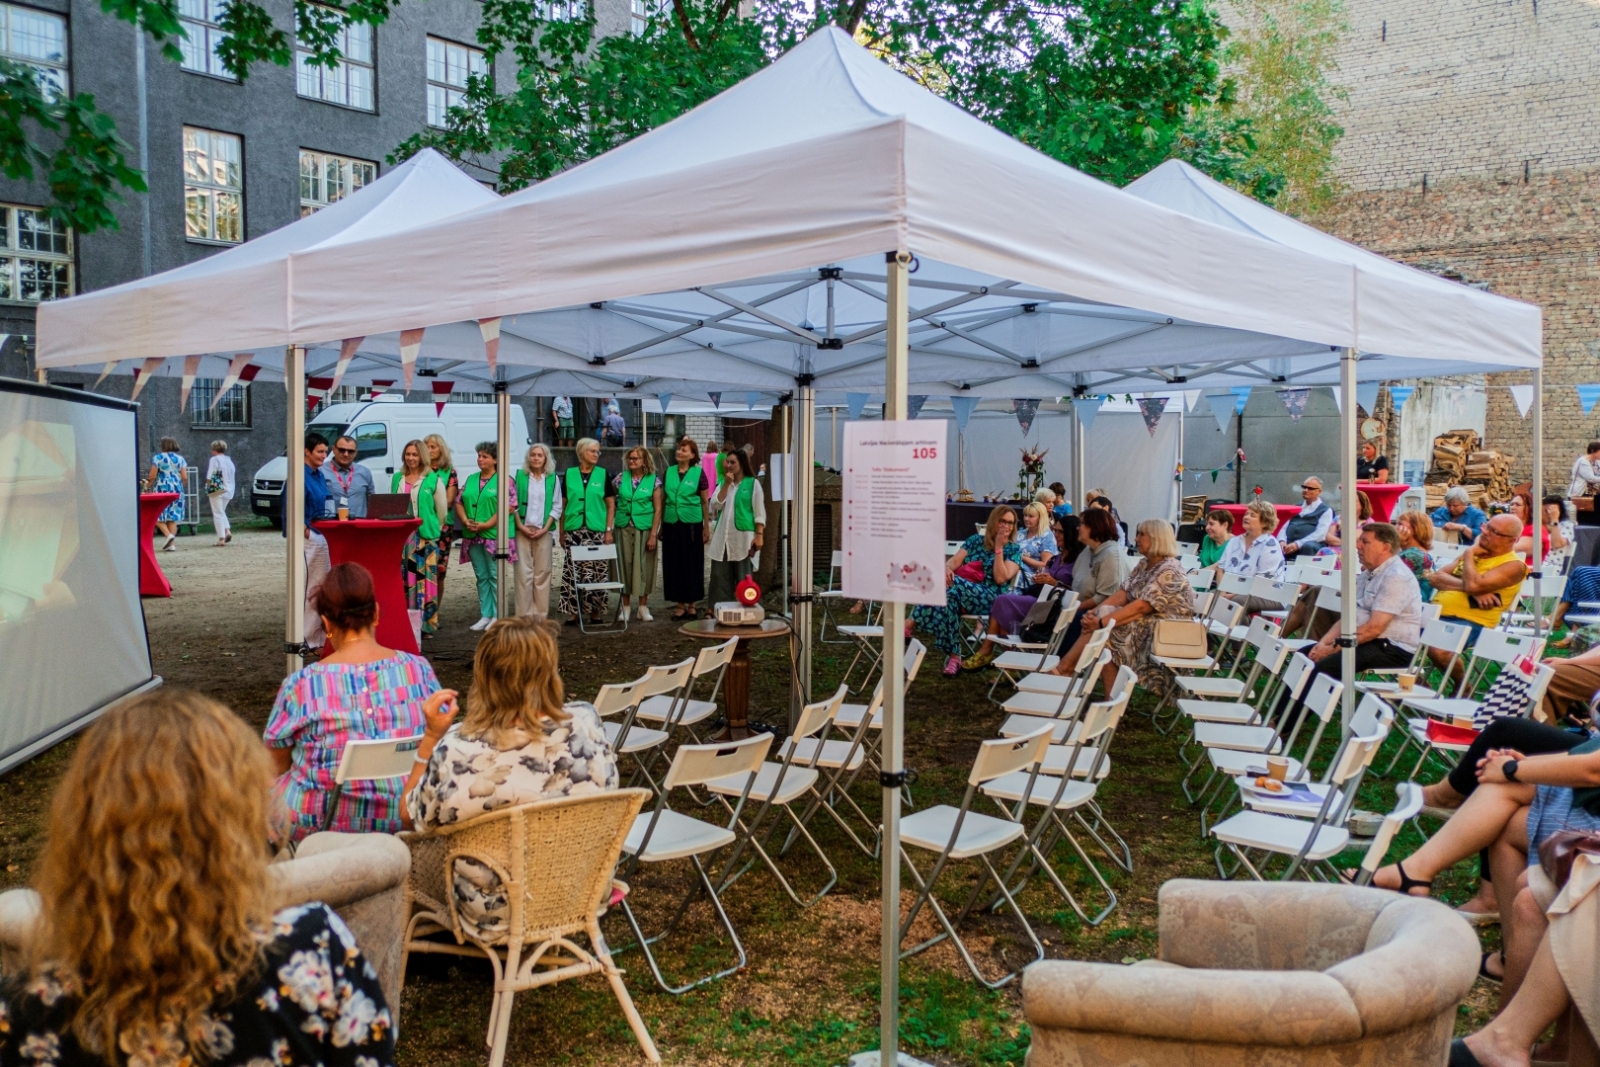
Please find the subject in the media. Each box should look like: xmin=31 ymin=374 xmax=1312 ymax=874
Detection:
xmin=36 ymin=149 xmax=498 ymax=368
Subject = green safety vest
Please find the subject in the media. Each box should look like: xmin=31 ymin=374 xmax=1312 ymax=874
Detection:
xmin=663 ymin=465 xmax=704 ymax=524
xmin=461 ymin=472 xmax=499 ymax=526
xmin=391 ymin=470 xmax=442 ymax=540
xmin=727 ymin=477 xmax=756 ymax=532
xmin=563 ymin=466 xmax=608 ymax=532
xmin=616 ymin=472 xmax=657 ymax=529
xmin=514 ymin=470 xmax=557 ymax=525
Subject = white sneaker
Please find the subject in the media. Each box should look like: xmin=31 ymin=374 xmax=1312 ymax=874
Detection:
xmin=636 ymin=605 xmax=653 ymax=622
xmin=470 ymin=617 xmax=491 ymax=631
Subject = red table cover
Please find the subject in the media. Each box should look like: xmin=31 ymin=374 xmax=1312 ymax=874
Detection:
xmin=1214 ymin=502 xmax=1303 ymax=537
xmin=138 ymin=492 xmax=179 ymax=598
xmin=313 ymin=519 xmax=421 ymax=654
xmin=1358 ymin=482 xmax=1411 ymax=522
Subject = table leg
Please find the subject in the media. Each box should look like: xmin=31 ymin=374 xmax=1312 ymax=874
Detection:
xmin=716 ymin=639 xmax=753 ymax=740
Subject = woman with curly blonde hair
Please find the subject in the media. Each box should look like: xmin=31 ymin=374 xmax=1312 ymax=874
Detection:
xmin=0 ymin=690 xmax=395 ymax=1067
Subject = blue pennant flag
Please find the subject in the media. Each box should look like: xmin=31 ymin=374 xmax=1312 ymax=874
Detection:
xmin=1072 ymin=396 xmax=1104 ymax=433
xmin=950 ymin=396 xmax=978 ymax=431
xmin=746 ymin=391 xmax=761 ymax=410
xmin=656 ymin=393 xmax=673 ymax=414
xmin=1388 ymin=385 xmax=1414 ymax=413
xmin=846 ymin=392 xmax=869 ymax=420
xmin=1579 ymin=384 xmax=1600 ymax=415
xmin=906 ymin=394 xmax=928 ymax=420
xmin=1357 ymin=382 xmax=1380 ymax=415
xmin=1230 ymin=385 xmax=1252 ymax=415
xmin=1205 ymin=392 xmax=1234 ymax=433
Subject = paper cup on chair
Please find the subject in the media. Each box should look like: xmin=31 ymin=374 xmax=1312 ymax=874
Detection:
xmin=1266 ymin=755 xmax=1290 ymax=781
xmin=1398 ymin=673 xmax=1416 ymax=692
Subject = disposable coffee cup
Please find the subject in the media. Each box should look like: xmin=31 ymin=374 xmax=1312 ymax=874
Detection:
xmin=1266 ymin=755 xmax=1290 ymax=781
xmin=337 ymin=506 xmax=349 ymax=521
xmin=1398 ymin=673 xmax=1416 ymax=692
xmin=1452 ymin=715 xmax=1475 ymax=731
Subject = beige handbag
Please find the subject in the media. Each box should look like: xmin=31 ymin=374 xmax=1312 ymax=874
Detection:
xmin=1151 ymin=618 xmax=1208 ymax=660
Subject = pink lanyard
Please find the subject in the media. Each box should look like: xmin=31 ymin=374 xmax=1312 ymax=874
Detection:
xmin=330 ymin=465 xmax=356 ymax=495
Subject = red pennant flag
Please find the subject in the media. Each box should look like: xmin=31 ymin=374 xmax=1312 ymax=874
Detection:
xmin=238 ymin=363 xmax=262 ymax=384
xmin=368 ymin=379 xmax=395 ymax=400
xmin=307 ymin=375 xmax=334 ymax=415
xmin=479 ymin=318 xmax=500 ymax=377
xmin=399 ymin=328 xmax=424 ymax=392
xmin=431 ymin=380 xmax=454 ymax=417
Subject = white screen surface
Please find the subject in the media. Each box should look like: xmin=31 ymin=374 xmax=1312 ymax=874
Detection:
xmin=0 ymin=381 xmax=152 ymax=771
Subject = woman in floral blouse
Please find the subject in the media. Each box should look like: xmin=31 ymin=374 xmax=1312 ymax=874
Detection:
xmin=0 ymin=689 xmax=394 ymax=1067
xmin=912 ymin=505 xmax=1022 ymax=676
xmin=403 ymin=616 xmax=618 ymax=939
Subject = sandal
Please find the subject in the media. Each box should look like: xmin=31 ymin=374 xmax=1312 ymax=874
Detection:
xmin=942 ymin=654 xmax=962 ymax=677
xmin=961 ymin=648 xmax=997 ymax=671
xmin=1477 ymin=950 xmax=1503 ymax=985
xmin=1363 ymin=859 xmax=1433 ymax=896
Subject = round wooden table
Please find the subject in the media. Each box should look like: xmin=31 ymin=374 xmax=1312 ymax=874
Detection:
xmin=679 ymin=617 xmax=792 ymax=740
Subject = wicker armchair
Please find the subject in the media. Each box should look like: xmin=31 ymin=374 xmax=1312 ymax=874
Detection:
xmin=400 ymin=788 xmax=658 ymax=1066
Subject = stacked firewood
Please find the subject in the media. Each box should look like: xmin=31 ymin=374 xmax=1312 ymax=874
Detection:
xmin=1422 ymin=429 xmax=1512 ymax=510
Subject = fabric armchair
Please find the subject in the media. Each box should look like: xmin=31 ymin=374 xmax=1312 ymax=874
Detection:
xmin=1023 ymin=879 xmax=1478 ymax=1066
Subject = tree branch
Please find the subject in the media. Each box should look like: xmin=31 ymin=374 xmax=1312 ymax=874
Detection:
xmin=714 ymin=0 xmax=738 ymax=27
xmin=671 ymin=0 xmax=702 ymax=49
xmin=839 ymin=0 xmax=869 ymax=33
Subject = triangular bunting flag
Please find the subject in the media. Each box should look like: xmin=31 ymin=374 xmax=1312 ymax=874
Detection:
xmin=306 ymin=375 xmax=334 ymax=415
xmin=1388 ymin=385 xmax=1414 ymax=413
xmin=656 ymin=393 xmax=673 ymax=414
xmin=1013 ymin=398 xmax=1041 ymax=436
xmin=213 ymin=354 xmax=255 ymax=410
xmin=1277 ymin=387 xmax=1310 ymax=421
xmin=746 ymin=391 xmax=761 ymax=411
xmin=1330 ymin=386 xmax=1340 ymax=415
xmin=845 ymin=392 xmax=868 ymax=419
xmin=129 ymin=357 xmax=164 ymax=401
xmin=432 ymin=380 xmax=454 ymax=417
xmin=94 ymin=361 xmax=117 ymax=389
xmin=950 ymin=396 xmax=978 ymax=431
xmin=1137 ymin=396 xmax=1167 ymax=436
xmin=399 ymin=328 xmax=425 ymax=392
xmin=368 ymin=379 xmax=394 ymax=400
xmin=1579 ymin=384 xmax=1600 ymax=415
xmin=328 ymin=337 xmax=363 ymax=396
xmin=238 ymin=364 xmax=261 ymax=385
xmin=479 ymin=318 xmax=501 ymax=376
xmin=179 ymin=355 xmax=203 ymax=413
xmin=1230 ymin=385 xmax=1252 ymax=415
xmin=1509 ymin=383 xmax=1534 ymax=419
xmin=906 ymin=394 xmax=928 ymax=420
xmin=709 ymin=391 xmax=723 ymax=410
xmin=1184 ymin=389 xmax=1202 ymax=412
xmin=1205 ymin=392 xmax=1234 ymax=433
xmin=1072 ymin=396 xmax=1104 ymax=433
xmin=1357 ymin=382 xmax=1380 ymax=415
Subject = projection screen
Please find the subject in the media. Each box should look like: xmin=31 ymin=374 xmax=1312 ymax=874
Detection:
xmin=0 ymin=378 xmax=155 ymax=773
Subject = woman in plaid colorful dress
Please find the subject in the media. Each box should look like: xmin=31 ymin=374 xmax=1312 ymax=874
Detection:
xmin=265 ymin=562 xmax=454 ymax=844
xmin=912 ymin=506 xmax=1022 ymax=676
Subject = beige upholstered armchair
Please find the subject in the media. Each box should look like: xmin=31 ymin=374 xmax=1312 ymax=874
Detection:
xmin=1022 ymin=879 xmax=1479 ymax=1066
xmin=0 ymin=832 xmax=411 ymax=1016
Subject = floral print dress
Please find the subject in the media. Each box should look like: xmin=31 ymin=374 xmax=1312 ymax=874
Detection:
xmin=0 ymin=904 xmax=394 ymax=1067
xmin=1106 ymin=555 xmax=1195 ymax=696
xmin=912 ymin=533 xmax=1023 ymax=655
xmin=406 ymin=702 xmax=618 ymax=940
xmin=151 ymin=451 xmax=186 ymax=522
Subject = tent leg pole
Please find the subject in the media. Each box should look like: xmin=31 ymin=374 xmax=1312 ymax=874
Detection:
xmin=1072 ymin=400 xmax=1086 ymax=510
xmin=1532 ymin=369 xmax=1543 ymax=636
xmin=496 ymin=382 xmax=511 ymax=621
xmin=880 ymin=250 xmax=911 ymax=1067
xmin=1339 ymin=349 xmax=1357 ymax=738
xmin=794 ymin=383 xmax=815 ymax=718
xmin=286 ymin=346 xmax=306 ymax=679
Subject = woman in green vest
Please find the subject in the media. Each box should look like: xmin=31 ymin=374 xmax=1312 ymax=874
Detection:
xmin=513 ymin=443 xmax=562 ymax=623
xmin=559 ymin=437 xmax=617 ymax=626
xmin=454 ymin=441 xmax=519 ymax=632
xmin=662 ymin=436 xmax=713 ymax=619
xmin=613 ymin=446 xmax=664 ymax=621
xmin=393 ymin=440 xmax=448 ymax=636
xmin=707 ymin=448 xmax=765 ymax=614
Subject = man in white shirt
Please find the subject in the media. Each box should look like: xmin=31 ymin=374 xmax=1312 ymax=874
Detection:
xmin=1569 ymin=441 xmax=1600 ymax=498
xmin=1280 ymin=477 xmax=1335 ymax=559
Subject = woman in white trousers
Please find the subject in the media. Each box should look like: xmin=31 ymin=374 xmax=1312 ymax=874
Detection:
xmin=513 ymin=444 xmax=563 ymax=622
xmin=205 ymin=440 xmax=236 ymax=545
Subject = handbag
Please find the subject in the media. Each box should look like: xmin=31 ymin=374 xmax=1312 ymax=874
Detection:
xmin=204 ymin=470 xmax=226 ymax=495
xmin=953 ymin=560 xmax=986 ymax=584
xmin=1538 ymin=828 xmax=1600 ymax=890
xmin=1151 ymin=618 xmax=1208 ymax=660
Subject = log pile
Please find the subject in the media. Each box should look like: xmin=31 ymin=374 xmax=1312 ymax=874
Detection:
xmin=1423 ymin=429 xmax=1512 ymax=510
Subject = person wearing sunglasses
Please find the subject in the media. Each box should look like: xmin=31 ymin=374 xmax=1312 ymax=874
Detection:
xmin=322 ymin=434 xmax=376 ymax=519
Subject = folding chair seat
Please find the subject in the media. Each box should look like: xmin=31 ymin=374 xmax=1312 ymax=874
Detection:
xmin=1176 ymin=635 xmax=1292 ymax=738
xmin=616 ymin=733 xmax=773 ymax=993
xmin=321 ymin=733 xmax=424 ymax=831
xmin=635 ymin=636 xmax=737 ymax=734
xmin=783 ymin=684 xmax=886 ymax=857
xmin=569 ymin=542 xmax=628 ymax=632
xmin=593 ymin=677 xmax=672 ymax=792
xmin=1182 ymin=652 xmax=1323 ymax=806
xmin=1013 ymin=621 xmax=1115 ymax=696
xmin=1190 ymin=652 xmax=1314 ymax=755
xmin=834 ymin=639 xmax=927 ymax=734
xmin=897 ymin=723 xmax=1055 ymax=988
xmin=1355 ymin=617 xmax=1471 ymax=702
xmin=1172 ymin=616 xmax=1282 ymax=706
xmin=1388 ymin=662 xmax=1555 ymax=779
xmin=1000 ymin=649 xmax=1111 ymax=742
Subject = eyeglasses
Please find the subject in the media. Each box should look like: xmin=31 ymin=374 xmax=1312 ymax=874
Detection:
xmin=334 ymin=446 xmax=356 ymax=455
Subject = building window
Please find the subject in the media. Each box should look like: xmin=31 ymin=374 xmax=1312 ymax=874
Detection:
xmin=0 ymin=4 xmax=66 ymax=96
xmin=537 ymin=1 xmax=584 ymax=18
xmin=184 ymin=127 xmax=242 ymax=244
xmin=190 ymin=378 xmax=251 ymax=427
xmin=630 ymin=0 xmax=659 ymax=35
xmin=299 ymin=150 xmax=375 ymax=215
xmin=297 ymin=10 xmax=373 ymax=111
xmin=0 ymin=204 xmax=71 ymax=302
xmin=425 ymin=36 xmax=485 ymax=128
xmin=177 ymin=0 xmax=233 ymax=79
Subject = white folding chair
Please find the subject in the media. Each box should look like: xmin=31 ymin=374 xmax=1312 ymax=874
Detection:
xmin=592 ymin=676 xmax=672 ymax=793
xmin=815 ymin=550 xmax=854 ymax=643
xmin=987 ymin=589 xmax=1079 ymax=700
xmin=1354 ymin=617 xmax=1471 ymax=702
xmin=833 ymin=641 xmax=929 ymax=800
xmin=1388 ymin=661 xmax=1556 ymax=779
xmin=1147 ymin=597 xmax=1244 ymax=721
xmin=1013 ymin=619 xmax=1115 ymax=698
xmin=1159 ymin=616 xmax=1282 ymax=735
xmin=634 ymin=636 xmax=738 ymax=741
xmin=1247 ymin=575 xmax=1299 ymax=630
xmin=1502 ymin=574 xmax=1569 ymax=634
xmin=999 ymin=648 xmax=1113 ymax=743
xmin=320 ymin=732 xmax=424 ymax=831
xmin=570 ymin=543 xmax=628 ymax=633
xmin=897 ymin=723 xmax=1055 ymax=988
xmin=1349 ymin=782 xmax=1426 ymax=885
xmin=1181 ymin=651 xmax=1316 ymax=803
xmin=838 ymin=605 xmax=887 ymax=694
xmin=1189 ymin=569 xmax=1217 ymax=594
xmin=1456 ymin=629 xmax=1547 ymax=699
xmin=616 ymin=733 xmax=773 ymax=993
xmin=1170 ymin=628 xmax=1291 ymax=753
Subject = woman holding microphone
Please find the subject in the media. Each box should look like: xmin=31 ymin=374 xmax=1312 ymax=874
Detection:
xmin=614 ymin=445 xmax=663 ymax=621
xmin=661 ymin=436 xmax=712 ymax=620
xmin=513 ymin=443 xmax=562 ymax=623
xmin=707 ymin=448 xmax=765 ymax=613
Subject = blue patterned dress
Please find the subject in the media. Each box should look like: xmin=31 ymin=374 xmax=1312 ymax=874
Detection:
xmin=912 ymin=533 xmax=1023 ymax=655
xmin=151 ymin=450 xmax=186 ymax=521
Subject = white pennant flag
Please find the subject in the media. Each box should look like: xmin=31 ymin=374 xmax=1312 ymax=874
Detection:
xmin=93 ymin=361 xmax=117 ymax=389
xmin=399 ymin=328 xmax=424 ymax=392
xmin=129 ymin=357 xmax=165 ymax=401
xmin=1330 ymin=385 xmax=1340 ymax=415
xmin=1357 ymin=381 xmax=1380 ymax=415
xmin=213 ymin=354 xmax=254 ymax=410
xmin=328 ymin=337 xmax=363 ymax=396
xmin=1204 ymin=392 xmax=1234 ymax=433
xmin=1509 ymin=384 xmax=1534 ymax=419
xmin=479 ymin=318 xmax=500 ymax=376
xmin=1184 ymin=389 xmax=1202 ymax=412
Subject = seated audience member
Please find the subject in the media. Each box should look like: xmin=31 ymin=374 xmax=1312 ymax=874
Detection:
xmin=265 ymin=562 xmax=452 ymax=843
xmin=1052 ymin=520 xmax=1193 ymax=696
xmin=0 ymin=690 xmax=395 ymax=1067
xmin=1050 ymin=507 xmax=1126 ymax=657
xmin=1197 ymin=509 xmax=1231 ymax=569
xmin=1550 ymin=494 xmax=1578 ymax=549
xmin=1280 ymin=477 xmax=1334 ymax=559
xmin=1394 ymin=508 xmax=1436 ymax=595
xmin=1047 ymin=482 xmax=1070 ymax=522
xmin=1085 ymin=491 xmax=1126 ymax=545
xmin=913 ymin=506 xmax=1022 ymax=676
xmin=1551 ymin=565 xmax=1600 ymax=641
xmin=1425 ymin=515 xmax=1529 ymax=677
xmin=1032 ymin=486 xmax=1057 ymax=509
xmin=1321 ymin=490 xmax=1373 ymax=554
xmin=1357 ymin=440 xmax=1390 ymax=483
xmin=1016 ymin=502 xmax=1056 ymax=585
xmin=404 ymin=616 xmax=617 ymax=939
xmin=1570 ymin=441 xmax=1600 ymax=499
xmin=1433 ymin=486 xmax=1490 ymax=543
xmin=1216 ymin=499 xmax=1287 ymax=612
xmin=1451 ymin=921 xmax=1589 ymax=1067
xmin=1510 ymin=489 xmax=1569 ymax=563
xmin=972 ymin=516 xmax=1079 ymax=661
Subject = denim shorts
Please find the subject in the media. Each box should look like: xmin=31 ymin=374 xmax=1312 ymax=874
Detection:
xmin=1440 ymin=615 xmax=1485 ymax=644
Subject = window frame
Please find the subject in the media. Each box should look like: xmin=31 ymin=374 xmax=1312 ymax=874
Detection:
xmin=183 ymin=126 xmax=244 ymax=246
xmin=0 ymin=202 xmax=73 ymax=304
xmin=189 ymin=377 xmax=252 ymax=428
xmin=424 ymin=34 xmax=487 ymax=129
xmin=176 ymin=0 xmax=236 ymax=81
xmin=296 ymin=7 xmax=375 ymax=112
xmin=0 ymin=3 xmax=68 ymax=97
xmin=299 ymin=149 xmax=377 ymax=215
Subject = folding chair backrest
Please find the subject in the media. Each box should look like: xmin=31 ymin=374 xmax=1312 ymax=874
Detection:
xmin=1243 ymin=616 xmax=1281 ymax=657
xmin=334 ymin=733 xmax=424 ymax=785
xmin=1471 ymin=629 xmax=1544 ymax=668
xmin=1328 ymin=704 xmax=1395 ymax=784
xmin=638 ymin=658 xmax=695 ymax=701
xmin=694 ymin=636 xmax=740 ymax=677
xmin=593 ymin=677 xmax=645 ymax=717
xmin=1357 ymin=783 xmax=1425 ymax=882
xmin=1422 ymin=600 xmax=1443 ymax=623
xmin=663 ymin=733 xmax=774 ymax=790
xmin=1218 ymin=570 xmax=1253 ymax=597
xmin=826 ymin=551 xmax=843 ymax=590
xmin=1313 ymin=584 xmax=1342 ymax=614
xmin=1179 ymin=554 xmax=1200 ymax=573
xmin=1347 ymin=691 xmax=1390 ymax=738
xmin=793 ymin=684 xmax=848 ymax=741
xmin=1526 ymin=662 xmax=1557 ymax=711
xmin=570 ymin=543 xmax=619 ymax=562
xmin=1207 ymin=595 xmax=1245 ymax=631
xmin=1421 ymin=617 xmax=1471 ymax=657
xmin=968 ymin=723 xmax=1053 ymax=786
xmin=1301 ymin=555 xmax=1338 ymax=574
xmin=1251 ymin=636 xmax=1293 ymax=682
xmin=1076 ymin=619 xmax=1115 ymax=669
xmin=1106 ymin=663 xmax=1137 ymax=704
xmin=1249 ymin=576 xmax=1298 ymax=609
xmin=1303 ymin=568 xmax=1342 ymax=590
xmin=1300 ymin=673 xmax=1344 ymax=723
xmin=904 ymin=638 xmax=929 ymax=683
xmin=1276 ymin=652 xmax=1315 ymax=705
xmin=1190 ymin=569 xmax=1216 ymax=593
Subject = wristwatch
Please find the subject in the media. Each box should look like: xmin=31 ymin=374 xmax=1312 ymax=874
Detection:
xmin=1502 ymin=759 xmax=1520 ymax=782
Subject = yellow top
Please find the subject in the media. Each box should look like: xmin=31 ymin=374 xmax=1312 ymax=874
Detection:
xmin=1432 ymin=549 xmax=1525 ymax=628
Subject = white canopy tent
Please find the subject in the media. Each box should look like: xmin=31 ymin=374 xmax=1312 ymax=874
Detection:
xmin=36 ymin=26 xmax=1543 ymax=1065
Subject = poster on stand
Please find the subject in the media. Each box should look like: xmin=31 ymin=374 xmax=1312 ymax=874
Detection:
xmin=842 ymin=420 xmax=947 ymax=605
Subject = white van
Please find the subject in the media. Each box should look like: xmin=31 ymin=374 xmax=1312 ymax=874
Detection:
xmin=250 ymin=396 xmax=531 ymax=525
